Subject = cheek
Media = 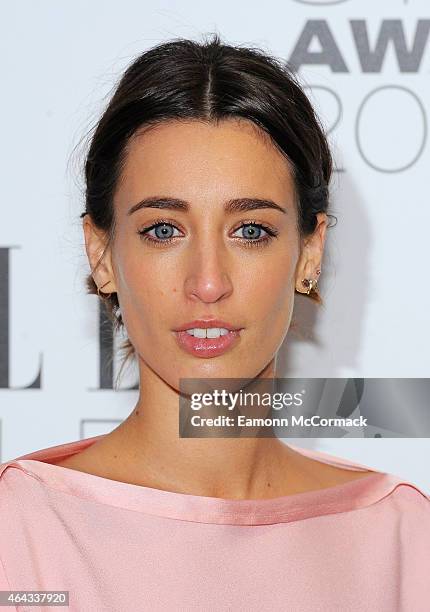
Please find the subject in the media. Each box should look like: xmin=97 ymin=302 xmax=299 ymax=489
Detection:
xmin=113 ymin=245 xmax=179 ymax=335
xmin=245 ymin=259 xmax=296 ymax=357
xmin=240 ymin=247 xmax=297 ymax=321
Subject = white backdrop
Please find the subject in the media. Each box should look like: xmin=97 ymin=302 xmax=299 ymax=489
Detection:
xmin=0 ymin=0 xmax=429 ymax=491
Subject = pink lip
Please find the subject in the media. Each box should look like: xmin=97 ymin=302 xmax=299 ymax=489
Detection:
xmin=173 ymin=319 xmax=241 ymax=332
xmin=172 ymin=319 xmax=243 ymax=358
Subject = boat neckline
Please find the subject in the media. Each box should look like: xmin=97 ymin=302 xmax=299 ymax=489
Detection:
xmin=1 ymin=434 xmax=408 ymax=525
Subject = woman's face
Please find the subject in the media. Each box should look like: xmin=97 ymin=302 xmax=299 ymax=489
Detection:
xmin=88 ymin=118 xmax=325 ymax=385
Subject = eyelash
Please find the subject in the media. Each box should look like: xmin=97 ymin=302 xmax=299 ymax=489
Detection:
xmin=137 ymin=218 xmax=279 ymax=248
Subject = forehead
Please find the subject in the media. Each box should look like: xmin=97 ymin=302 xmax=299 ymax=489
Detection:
xmin=114 ymin=119 xmax=295 ymax=212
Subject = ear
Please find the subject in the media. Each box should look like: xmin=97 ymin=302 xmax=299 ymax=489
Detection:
xmin=83 ymin=215 xmax=118 ymax=293
xmin=295 ymin=212 xmax=327 ymax=294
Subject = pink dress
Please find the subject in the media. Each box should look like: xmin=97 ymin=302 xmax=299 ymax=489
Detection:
xmin=0 ymin=434 xmax=429 ymax=611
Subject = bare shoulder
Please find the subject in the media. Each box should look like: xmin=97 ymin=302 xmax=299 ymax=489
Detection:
xmin=305 ymin=459 xmax=375 ymax=487
xmin=55 ymin=455 xmax=87 ymax=470
xmin=54 ymin=444 xmax=108 ymax=475
xmin=52 ymin=433 xmax=131 ymax=482
xmin=283 ymin=445 xmax=376 ymax=489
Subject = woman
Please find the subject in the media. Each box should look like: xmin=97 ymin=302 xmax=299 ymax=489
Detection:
xmin=1 ymin=34 xmax=429 ymax=611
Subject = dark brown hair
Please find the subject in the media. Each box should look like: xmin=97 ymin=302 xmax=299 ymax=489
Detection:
xmin=79 ymin=33 xmax=335 ymax=374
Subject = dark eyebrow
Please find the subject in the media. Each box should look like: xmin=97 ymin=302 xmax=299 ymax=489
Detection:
xmin=127 ymin=197 xmax=287 ymax=216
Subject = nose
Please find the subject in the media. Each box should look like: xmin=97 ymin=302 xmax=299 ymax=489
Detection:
xmin=184 ymin=238 xmax=234 ymax=304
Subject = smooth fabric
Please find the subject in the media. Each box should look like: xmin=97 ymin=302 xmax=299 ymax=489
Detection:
xmin=0 ymin=434 xmax=429 ymax=611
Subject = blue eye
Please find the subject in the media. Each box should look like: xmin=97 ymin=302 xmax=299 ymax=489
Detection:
xmin=151 ymin=223 xmax=179 ymax=240
xmin=138 ymin=221 xmax=182 ymax=244
xmin=234 ymin=224 xmax=268 ymax=240
xmin=138 ymin=219 xmax=278 ymax=249
xmin=232 ymin=222 xmax=279 ymax=248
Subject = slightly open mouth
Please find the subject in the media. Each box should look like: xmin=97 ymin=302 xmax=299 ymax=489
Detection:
xmin=173 ymin=329 xmax=242 ymax=358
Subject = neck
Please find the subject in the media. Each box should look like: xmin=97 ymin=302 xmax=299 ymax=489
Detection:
xmin=98 ymin=354 xmax=303 ymax=499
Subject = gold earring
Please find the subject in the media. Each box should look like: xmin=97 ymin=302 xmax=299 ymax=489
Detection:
xmin=97 ymin=280 xmax=112 ymax=299
xmin=301 ymin=278 xmax=318 ymax=295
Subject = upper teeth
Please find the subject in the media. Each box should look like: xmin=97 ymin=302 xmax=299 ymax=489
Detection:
xmin=186 ymin=328 xmax=230 ymax=338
